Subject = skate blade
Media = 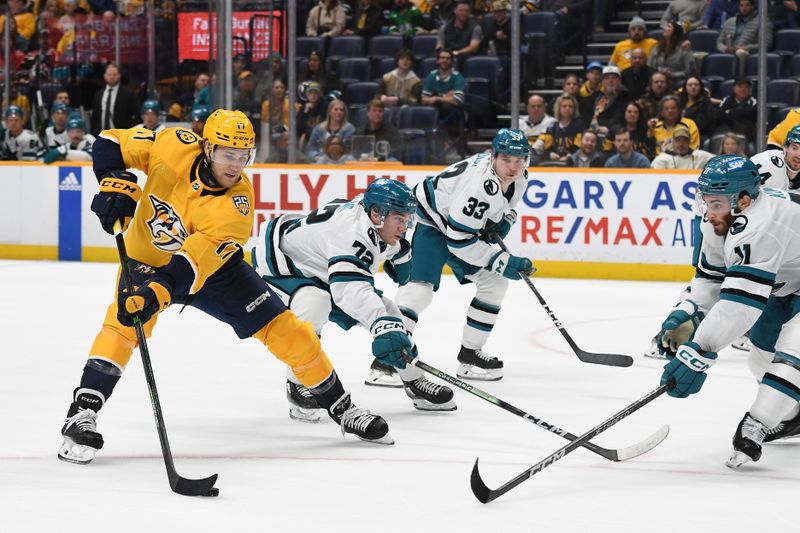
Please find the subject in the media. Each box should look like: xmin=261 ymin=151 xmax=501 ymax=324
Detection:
xmin=289 ymin=406 xmax=321 ymax=423
xmin=411 ymin=398 xmax=458 ymax=411
xmin=457 ymin=363 xmax=502 ymax=381
xmin=364 ymin=369 xmax=403 ymax=388
xmin=353 ymin=433 xmax=395 ymax=445
xmin=730 ymin=341 xmax=752 ymax=352
xmin=58 ymin=438 xmax=98 ymax=465
xmin=725 ymin=450 xmax=754 ymax=469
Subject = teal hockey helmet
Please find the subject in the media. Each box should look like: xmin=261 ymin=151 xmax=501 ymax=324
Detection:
xmin=363 ymin=178 xmax=417 ymax=229
xmin=67 ymin=117 xmax=86 ymax=131
xmin=190 ymin=106 xmax=210 ymax=122
xmin=141 ymin=99 xmax=161 ymax=114
xmin=5 ymin=105 xmax=24 ymax=119
xmin=785 ymin=124 xmax=800 ymax=146
xmin=697 ymin=154 xmax=761 ymax=212
xmin=492 ymin=128 xmax=530 ymax=160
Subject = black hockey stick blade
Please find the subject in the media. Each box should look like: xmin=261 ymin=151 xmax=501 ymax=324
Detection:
xmin=470 ymin=458 xmax=496 ymax=504
xmin=573 ymin=347 xmax=634 ymax=368
xmin=171 ymin=472 xmax=219 ymax=497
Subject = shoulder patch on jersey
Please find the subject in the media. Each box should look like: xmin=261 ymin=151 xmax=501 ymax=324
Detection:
xmin=729 ymin=216 xmax=748 ymax=236
xmin=771 ymin=155 xmax=784 ymax=168
xmin=483 ymin=179 xmax=499 ymax=196
xmin=232 ymin=195 xmax=250 ymax=215
xmin=176 ymin=129 xmax=199 ymax=145
xmin=367 ymin=227 xmax=378 ymax=246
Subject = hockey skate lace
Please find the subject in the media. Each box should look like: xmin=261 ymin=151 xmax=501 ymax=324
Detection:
xmin=413 ymin=378 xmax=442 ymax=395
xmin=475 ymin=349 xmax=497 ymax=362
xmin=70 ymin=409 xmax=98 ymax=432
xmin=765 ymin=421 xmax=785 ymax=437
xmin=741 ymin=416 xmax=766 ymax=443
xmin=296 ymin=384 xmax=314 ymax=399
xmin=341 ymin=407 xmax=376 ymax=433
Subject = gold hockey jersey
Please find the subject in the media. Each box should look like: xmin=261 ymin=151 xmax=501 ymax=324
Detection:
xmin=101 ymin=126 xmax=254 ymax=294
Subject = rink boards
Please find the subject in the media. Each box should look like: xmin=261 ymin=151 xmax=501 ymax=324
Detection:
xmin=0 ymin=162 xmax=699 ymax=281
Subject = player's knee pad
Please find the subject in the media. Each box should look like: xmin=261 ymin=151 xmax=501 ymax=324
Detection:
xmin=474 ymin=272 xmax=509 ymax=307
xmin=253 ymin=310 xmax=333 ymax=388
xmin=396 ymin=281 xmax=434 ymax=314
xmin=748 ymin=345 xmax=775 ymax=380
xmin=289 ymin=286 xmax=331 ymax=333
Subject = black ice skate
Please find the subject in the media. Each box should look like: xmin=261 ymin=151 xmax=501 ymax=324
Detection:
xmin=457 ymin=345 xmax=503 ymax=381
xmin=364 ymin=358 xmax=403 ymax=388
xmin=58 ymin=390 xmax=105 ymax=465
xmin=764 ymin=410 xmax=800 ymax=443
xmin=286 ymin=380 xmax=321 ymax=423
xmin=403 ymin=377 xmax=457 ymax=411
xmin=329 ymin=393 xmax=394 ymax=445
xmin=726 ymin=412 xmax=767 ymax=469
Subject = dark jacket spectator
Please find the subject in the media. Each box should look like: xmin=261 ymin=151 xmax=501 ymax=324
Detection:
xmin=621 ymin=48 xmax=657 ymax=100
xmin=299 ymin=50 xmax=341 ymax=95
xmin=345 ymin=0 xmax=385 ymax=37
xmin=91 ymin=63 xmax=139 ymax=136
xmin=357 ymin=100 xmax=401 ymax=160
xmin=678 ymin=76 xmax=717 ymax=137
xmin=481 ymin=1 xmax=511 ymax=57
xmin=566 ymin=130 xmax=605 ymax=167
xmin=716 ymin=78 xmax=757 ymax=139
xmin=437 ymin=1 xmax=483 ymax=59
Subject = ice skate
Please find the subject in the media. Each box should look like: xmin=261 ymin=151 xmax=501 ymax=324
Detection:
xmin=764 ymin=411 xmax=800 ymax=443
xmin=286 ymin=380 xmax=321 ymax=423
xmin=726 ymin=412 xmax=766 ymax=469
xmin=643 ymin=335 xmax=666 ymax=359
xmin=58 ymin=390 xmax=105 ymax=465
xmin=457 ymin=346 xmax=503 ymax=381
xmin=730 ymin=334 xmax=751 ymax=352
xmin=403 ymin=377 xmax=457 ymax=411
xmin=329 ymin=392 xmax=394 ymax=445
xmin=364 ymin=358 xmax=403 ymax=388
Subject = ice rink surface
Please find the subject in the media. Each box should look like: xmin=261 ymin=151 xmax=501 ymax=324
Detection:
xmin=0 ymin=259 xmax=796 ymax=533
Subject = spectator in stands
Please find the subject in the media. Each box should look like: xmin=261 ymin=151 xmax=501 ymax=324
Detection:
xmin=386 ymin=0 xmax=427 ymax=38
xmin=297 ymin=81 xmax=327 ymax=148
xmin=2 ymin=76 xmax=32 ymax=128
xmin=357 ymin=100 xmax=401 ymax=158
xmin=189 ymin=106 xmax=210 ymax=136
xmin=255 ymin=53 xmax=287 ymax=102
xmin=53 ymin=90 xmax=71 ymax=106
xmin=43 ymin=117 xmax=95 ymax=163
xmin=660 ymin=0 xmax=708 ymax=32
xmin=610 ymin=16 xmax=658 ymax=71
xmin=179 ymin=73 xmax=210 ymax=112
xmin=306 ymin=0 xmax=346 ymax=38
xmin=316 ymin=134 xmax=356 ymax=164
xmin=648 ymin=21 xmax=695 ymax=82
xmin=305 ymin=99 xmax=356 ymax=161
xmin=344 ymin=0 xmax=384 ymax=37
xmin=1 ymin=106 xmax=44 ymax=161
xmin=768 ymin=0 xmax=800 ymax=31
xmin=621 ymin=48 xmax=656 ymax=100
xmin=0 ymin=0 xmax=37 ymax=52
xmin=638 ymin=71 xmax=672 ymax=120
xmin=232 ymin=70 xmax=260 ymax=124
xmin=648 ymin=95 xmax=700 ymax=154
xmin=91 ymin=62 xmax=139 ymax=135
xmin=421 ymin=47 xmax=467 ymax=158
xmin=716 ymin=78 xmax=757 ymax=139
xmin=482 ymin=1 xmax=511 ymax=57
xmin=651 ymin=124 xmax=714 ymax=168
xmin=617 ymin=101 xmax=656 ymax=159
xmin=717 ymin=0 xmax=772 ymax=77
xmin=718 ymin=132 xmax=746 ymax=155
xmin=677 ymin=76 xmax=716 ymax=138
xmin=534 ymin=93 xmax=586 ymax=163
xmin=566 ymin=129 xmax=605 ymax=167
xmin=376 ymin=48 xmax=422 ymax=108
xmin=604 ymin=127 xmax=651 ymax=168
xmin=43 ymin=102 xmax=70 ymax=149
xmin=552 ymin=73 xmax=580 ymax=116
xmin=519 ymin=94 xmax=556 ymax=144
xmin=429 ymin=0 xmax=458 ymax=28
xmin=700 ymin=0 xmax=740 ymax=30
xmin=265 ymin=125 xmax=312 ymax=164
xmin=300 ymin=50 xmax=341 ymax=96
xmin=590 ymin=65 xmax=632 ymax=136
xmin=232 ymin=53 xmax=250 ymax=83
xmin=578 ymin=61 xmax=603 ymax=119
xmin=437 ymin=1 xmax=483 ymax=61
xmin=135 ymin=100 xmax=165 ymax=133
xmin=261 ymin=78 xmax=297 ymax=132
xmin=86 ymin=0 xmax=116 ymax=19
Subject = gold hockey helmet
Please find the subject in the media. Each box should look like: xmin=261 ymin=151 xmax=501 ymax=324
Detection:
xmin=203 ymin=109 xmax=256 ymax=149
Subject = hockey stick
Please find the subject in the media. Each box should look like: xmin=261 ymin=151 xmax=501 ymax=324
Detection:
xmin=114 ymin=223 xmax=219 ymax=497
xmin=470 ymin=380 xmax=671 ymax=504
xmin=494 ymin=236 xmax=634 ymax=367
xmin=410 ymin=357 xmax=668 ymax=462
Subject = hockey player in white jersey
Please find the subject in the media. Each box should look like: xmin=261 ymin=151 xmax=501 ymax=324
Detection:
xmin=657 ymin=154 xmax=800 ymax=468
xmin=378 ymin=129 xmax=534 ymax=383
xmin=253 ymin=178 xmax=456 ymax=424
xmin=43 ymin=117 xmax=95 ymax=163
xmin=0 ymin=106 xmax=44 ymax=161
xmin=43 ymin=102 xmax=71 ymax=149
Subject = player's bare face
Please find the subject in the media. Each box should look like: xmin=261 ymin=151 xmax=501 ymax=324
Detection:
xmin=701 ymin=194 xmax=736 ymax=235
xmin=375 ymin=211 xmax=413 ymax=245
xmin=785 ymin=143 xmax=800 ymax=171
xmin=209 ymin=146 xmax=250 ymax=188
xmin=494 ymin=153 xmax=526 ymax=185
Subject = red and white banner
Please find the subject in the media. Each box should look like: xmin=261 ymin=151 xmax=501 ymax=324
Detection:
xmin=177 ymin=11 xmax=282 ymax=62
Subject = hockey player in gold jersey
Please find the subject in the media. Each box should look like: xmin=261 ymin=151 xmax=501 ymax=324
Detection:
xmin=59 ymin=110 xmax=393 ymax=466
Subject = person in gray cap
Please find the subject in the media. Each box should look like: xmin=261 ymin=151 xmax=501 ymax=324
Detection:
xmin=610 ymin=16 xmax=659 ymax=71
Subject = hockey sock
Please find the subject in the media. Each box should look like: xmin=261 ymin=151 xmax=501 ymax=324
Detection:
xmin=78 ymin=358 xmax=123 ymax=401
xmin=307 ymin=371 xmax=346 ymax=412
xmin=751 ymin=352 xmax=800 ymax=428
xmin=395 ymin=282 xmax=433 ymax=333
xmin=462 ymin=298 xmax=500 ymax=349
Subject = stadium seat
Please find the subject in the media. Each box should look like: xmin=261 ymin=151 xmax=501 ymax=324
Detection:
xmin=687 ymin=30 xmax=720 ymax=55
xmin=701 ymin=53 xmax=737 ymax=82
xmin=767 ymin=78 xmax=800 ymax=106
xmin=774 ymin=29 xmax=800 ymax=56
xmin=296 ymin=36 xmax=325 ymax=58
xmin=368 ymin=35 xmax=404 ymax=59
xmin=524 ymin=12 xmax=558 ymax=41
xmin=336 ymin=57 xmax=371 ymax=84
xmin=462 ymin=56 xmax=503 ymax=99
xmin=411 ymin=34 xmax=439 ymax=63
xmin=745 ymin=53 xmax=782 ymax=79
xmin=327 ymin=36 xmax=366 ymax=61
xmin=374 ymin=57 xmax=397 ymax=79
xmin=769 ymin=106 xmax=793 ymax=130
xmin=398 ymin=105 xmax=439 ymax=164
xmin=791 ymin=54 xmax=800 ymax=78
xmin=343 ymin=81 xmax=379 ymax=107
xmin=417 ymin=56 xmax=438 ymax=80
xmin=648 ymin=29 xmax=663 ymax=42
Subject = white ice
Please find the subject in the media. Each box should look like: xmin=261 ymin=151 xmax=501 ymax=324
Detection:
xmin=0 ymin=260 xmax=796 ymax=533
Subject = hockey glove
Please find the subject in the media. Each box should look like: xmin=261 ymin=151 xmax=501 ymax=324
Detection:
xmin=384 ymin=238 xmax=412 ymax=285
xmin=488 ymin=251 xmax=535 ymax=280
xmin=43 ymin=145 xmax=68 ymax=164
xmin=657 ymin=301 xmax=704 ymax=358
xmin=370 ymin=316 xmax=413 ymax=369
xmin=117 ymin=280 xmax=172 ymax=327
xmin=660 ymin=341 xmax=717 ymax=398
xmin=481 ymin=210 xmax=517 ymax=243
xmin=90 ymin=170 xmax=142 ymax=235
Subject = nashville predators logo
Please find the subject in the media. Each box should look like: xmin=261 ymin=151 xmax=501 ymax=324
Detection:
xmin=232 ymin=195 xmax=250 ymax=215
xmin=147 ymin=195 xmax=189 ymax=252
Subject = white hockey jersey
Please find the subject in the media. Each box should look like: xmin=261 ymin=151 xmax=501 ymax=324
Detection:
xmin=1 ymin=129 xmax=44 ymax=160
xmin=750 ymin=149 xmax=798 ymax=189
xmin=689 ymin=189 xmax=800 ymax=353
xmin=252 ymin=195 xmax=409 ymax=329
xmin=44 ymin=126 xmax=70 ymax=149
xmin=414 ymin=152 xmax=527 ymax=267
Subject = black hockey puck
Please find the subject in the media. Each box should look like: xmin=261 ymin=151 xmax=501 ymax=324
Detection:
xmin=203 ymin=487 xmax=220 ymax=497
